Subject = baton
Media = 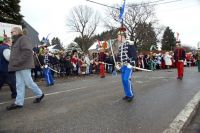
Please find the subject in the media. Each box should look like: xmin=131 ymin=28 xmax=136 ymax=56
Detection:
xmin=132 ymin=66 xmax=152 ymax=72
xmin=35 ymin=53 xmax=60 ymax=74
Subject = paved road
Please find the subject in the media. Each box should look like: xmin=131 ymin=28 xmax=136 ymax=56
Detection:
xmin=0 ymin=67 xmax=199 ymax=133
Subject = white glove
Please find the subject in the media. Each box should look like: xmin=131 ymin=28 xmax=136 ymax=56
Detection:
xmin=72 ymin=63 xmax=76 ymax=68
xmin=115 ymin=65 xmax=121 ymax=70
xmin=127 ymin=63 xmax=133 ymax=69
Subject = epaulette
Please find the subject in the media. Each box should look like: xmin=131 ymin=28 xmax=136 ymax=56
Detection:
xmin=126 ymin=40 xmax=134 ymax=45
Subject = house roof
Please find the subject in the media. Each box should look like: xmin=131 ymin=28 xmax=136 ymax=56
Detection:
xmin=53 ymin=44 xmax=64 ymax=50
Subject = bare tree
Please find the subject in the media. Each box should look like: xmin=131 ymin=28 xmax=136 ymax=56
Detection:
xmin=66 ymin=5 xmax=100 ymax=52
xmin=105 ymin=3 xmax=157 ymax=48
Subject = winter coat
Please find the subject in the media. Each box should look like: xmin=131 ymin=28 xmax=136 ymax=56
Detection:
xmin=164 ymin=53 xmax=172 ymax=66
xmin=8 ymin=35 xmax=35 ymax=72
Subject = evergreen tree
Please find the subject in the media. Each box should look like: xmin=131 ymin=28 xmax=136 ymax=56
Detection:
xmin=66 ymin=42 xmax=82 ymax=53
xmin=135 ymin=22 xmax=157 ymax=51
xmin=161 ymin=27 xmax=176 ymax=51
xmin=51 ymin=37 xmax=61 ymax=46
xmin=0 ymin=0 xmax=23 ymax=25
xmin=93 ymin=29 xmax=118 ymax=41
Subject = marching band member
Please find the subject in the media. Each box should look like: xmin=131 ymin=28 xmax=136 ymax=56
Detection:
xmin=98 ymin=47 xmax=106 ymax=78
xmin=43 ymin=48 xmax=54 ymax=86
xmin=174 ymin=41 xmax=186 ymax=80
xmin=116 ymin=28 xmax=137 ymax=102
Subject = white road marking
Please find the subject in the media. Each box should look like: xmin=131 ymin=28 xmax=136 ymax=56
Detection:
xmin=135 ymin=81 xmax=144 ymax=84
xmin=150 ymin=77 xmax=175 ymax=79
xmin=111 ymin=81 xmax=118 ymax=83
xmin=0 ymin=79 xmax=122 ymax=106
xmin=0 ymin=86 xmax=87 ymax=105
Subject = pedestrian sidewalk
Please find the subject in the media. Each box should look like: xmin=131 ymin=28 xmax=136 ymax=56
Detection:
xmin=164 ymin=90 xmax=200 ymax=133
xmin=183 ymin=105 xmax=200 ymax=133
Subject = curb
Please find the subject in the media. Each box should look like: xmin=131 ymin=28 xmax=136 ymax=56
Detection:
xmin=163 ymin=90 xmax=200 ymax=133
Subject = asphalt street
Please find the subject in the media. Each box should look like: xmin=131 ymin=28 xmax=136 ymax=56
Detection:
xmin=0 ymin=67 xmax=199 ymax=133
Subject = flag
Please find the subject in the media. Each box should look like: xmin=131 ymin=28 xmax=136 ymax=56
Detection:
xmin=176 ymin=32 xmax=179 ymax=41
xmin=96 ymin=40 xmax=101 ymax=49
xmin=119 ymin=0 xmax=126 ymax=22
xmin=102 ymin=40 xmax=108 ymax=49
xmin=97 ymin=40 xmax=101 ymax=47
xmin=3 ymin=30 xmax=7 ymax=38
xmin=43 ymin=33 xmax=51 ymax=45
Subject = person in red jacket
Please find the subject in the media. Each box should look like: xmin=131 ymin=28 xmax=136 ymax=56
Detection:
xmin=98 ymin=47 xmax=106 ymax=78
xmin=174 ymin=41 xmax=186 ymax=80
xmin=71 ymin=50 xmax=79 ymax=75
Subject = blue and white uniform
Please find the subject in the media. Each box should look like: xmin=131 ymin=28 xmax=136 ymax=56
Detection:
xmin=118 ymin=41 xmax=137 ymax=99
xmin=43 ymin=53 xmax=54 ymax=86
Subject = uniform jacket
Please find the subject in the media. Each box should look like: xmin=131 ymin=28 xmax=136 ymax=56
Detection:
xmin=98 ymin=52 xmax=106 ymax=62
xmin=118 ymin=41 xmax=137 ymax=64
xmin=174 ymin=47 xmax=186 ymax=61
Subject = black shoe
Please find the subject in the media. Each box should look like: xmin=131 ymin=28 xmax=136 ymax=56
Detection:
xmin=46 ymin=83 xmax=54 ymax=87
xmin=33 ymin=93 xmax=44 ymax=103
xmin=177 ymin=77 xmax=183 ymax=80
xmin=126 ymin=96 xmax=134 ymax=102
xmin=122 ymin=96 xmax=128 ymax=100
xmin=11 ymin=95 xmax=17 ymax=99
xmin=6 ymin=104 xmax=23 ymax=111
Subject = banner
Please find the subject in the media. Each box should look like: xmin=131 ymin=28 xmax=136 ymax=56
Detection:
xmin=119 ymin=0 xmax=126 ymax=22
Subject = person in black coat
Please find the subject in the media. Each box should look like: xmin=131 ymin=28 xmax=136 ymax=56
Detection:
xmin=0 ymin=37 xmax=17 ymax=99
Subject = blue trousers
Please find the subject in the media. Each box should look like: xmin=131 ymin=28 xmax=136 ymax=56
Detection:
xmin=15 ymin=69 xmax=43 ymax=105
xmin=43 ymin=68 xmax=54 ymax=85
xmin=121 ymin=65 xmax=134 ymax=97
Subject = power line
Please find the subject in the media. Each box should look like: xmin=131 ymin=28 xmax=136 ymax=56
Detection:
xmin=149 ymin=0 xmax=183 ymax=6
xmin=85 ymin=0 xmax=119 ymax=10
xmin=129 ymin=0 xmax=182 ymax=7
xmin=86 ymin=0 xmax=168 ymax=8
xmin=134 ymin=0 xmax=168 ymax=5
xmin=86 ymin=0 xmax=183 ymax=9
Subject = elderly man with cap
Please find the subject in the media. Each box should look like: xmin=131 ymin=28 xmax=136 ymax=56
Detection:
xmin=116 ymin=28 xmax=137 ymax=102
xmin=174 ymin=41 xmax=186 ymax=80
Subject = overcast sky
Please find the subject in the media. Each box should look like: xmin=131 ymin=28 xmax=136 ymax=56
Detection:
xmin=20 ymin=0 xmax=200 ymax=48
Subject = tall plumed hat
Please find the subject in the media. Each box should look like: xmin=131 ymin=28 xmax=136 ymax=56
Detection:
xmin=117 ymin=26 xmax=126 ymax=37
